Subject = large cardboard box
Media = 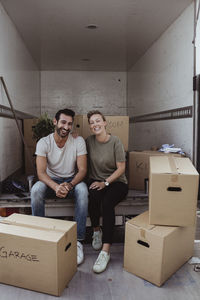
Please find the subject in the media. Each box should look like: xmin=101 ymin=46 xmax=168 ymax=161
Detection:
xmin=124 ymin=211 xmax=195 ymax=286
xmin=149 ymin=156 xmax=199 ymax=226
xmin=74 ymin=115 xmax=129 ymax=151
xmin=23 ymin=118 xmax=38 ymax=147
xmin=0 ymin=214 xmax=77 ymax=296
xmin=25 ymin=146 xmax=36 ymax=175
xmin=128 ymin=151 xmax=182 ymax=191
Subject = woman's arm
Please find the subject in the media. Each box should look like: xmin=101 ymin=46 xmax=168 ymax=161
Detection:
xmin=89 ymin=161 xmax=125 ymax=190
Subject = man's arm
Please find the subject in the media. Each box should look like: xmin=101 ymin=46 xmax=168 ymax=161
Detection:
xmin=36 ymin=155 xmax=68 ymax=198
xmin=70 ymin=154 xmax=87 ymax=187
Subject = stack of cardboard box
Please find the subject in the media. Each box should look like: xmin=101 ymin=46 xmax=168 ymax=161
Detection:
xmin=124 ymin=155 xmax=199 ymax=286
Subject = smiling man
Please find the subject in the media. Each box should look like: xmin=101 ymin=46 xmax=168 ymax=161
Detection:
xmin=31 ymin=108 xmax=88 ymax=265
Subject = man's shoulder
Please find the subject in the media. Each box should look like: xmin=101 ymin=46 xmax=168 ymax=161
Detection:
xmin=70 ymin=134 xmax=86 ymax=144
xmin=37 ymin=133 xmax=53 ymax=146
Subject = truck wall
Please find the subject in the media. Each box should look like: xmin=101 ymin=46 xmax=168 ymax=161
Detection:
xmin=197 ymin=0 xmax=200 ymax=74
xmin=0 ymin=3 xmax=40 ymax=182
xmin=127 ymin=3 xmax=194 ymax=157
xmin=41 ymin=71 xmax=127 ymax=118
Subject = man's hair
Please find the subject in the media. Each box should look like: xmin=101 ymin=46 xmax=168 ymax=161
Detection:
xmin=87 ymin=110 xmax=106 ymax=123
xmin=55 ymin=109 xmax=75 ymax=122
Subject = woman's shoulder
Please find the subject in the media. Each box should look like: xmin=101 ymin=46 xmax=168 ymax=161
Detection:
xmin=109 ymin=135 xmax=121 ymax=143
xmin=86 ymin=134 xmax=95 ymax=143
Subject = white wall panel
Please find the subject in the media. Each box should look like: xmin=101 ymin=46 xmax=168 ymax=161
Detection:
xmin=0 ymin=3 xmax=40 ymax=115
xmin=196 ymin=0 xmax=200 ymax=74
xmin=41 ymin=71 xmax=127 ymax=117
xmin=0 ymin=3 xmax=40 ymax=181
xmin=0 ymin=118 xmax=23 ymax=181
xmin=127 ymin=4 xmax=193 ymax=157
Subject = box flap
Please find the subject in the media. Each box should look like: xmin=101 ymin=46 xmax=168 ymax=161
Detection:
xmin=4 ymin=214 xmax=75 ymax=232
xmin=175 ymin=157 xmax=199 ymax=175
xmin=0 ymin=214 xmax=76 ymax=242
xmin=150 ymin=156 xmax=199 ymax=175
xmin=127 ymin=211 xmax=155 ymax=231
xmin=127 ymin=211 xmax=179 ymax=237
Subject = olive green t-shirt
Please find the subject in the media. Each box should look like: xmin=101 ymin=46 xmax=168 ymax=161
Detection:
xmin=86 ymin=135 xmax=127 ymax=184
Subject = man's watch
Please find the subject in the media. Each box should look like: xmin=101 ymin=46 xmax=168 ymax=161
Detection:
xmin=104 ymin=180 xmax=110 ymax=186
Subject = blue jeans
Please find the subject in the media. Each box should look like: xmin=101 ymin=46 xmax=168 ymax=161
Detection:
xmin=31 ymin=177 xmax=88 ymax=240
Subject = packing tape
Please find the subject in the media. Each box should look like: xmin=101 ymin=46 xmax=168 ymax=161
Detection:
xmin=168 ymin=156 xmax=178 ymax=174
xmin=170 ymin=174 xmax=179 ymax=182
xmin=140 ymin=229 xmax=146 ymax=238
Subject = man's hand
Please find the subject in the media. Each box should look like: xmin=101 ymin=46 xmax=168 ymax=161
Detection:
xmin=60 ymin=182 xmax=73 ymax=192
xmin=55 ymin=184 xmax=69 ymax=198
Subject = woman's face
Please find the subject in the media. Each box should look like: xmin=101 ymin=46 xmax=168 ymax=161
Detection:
xmin=89 ymin=114 xmax=106 ymax=135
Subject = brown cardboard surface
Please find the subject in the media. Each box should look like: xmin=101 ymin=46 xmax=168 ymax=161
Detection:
xmin=149 ymin=156 xmax=199 ymax=226
xmin=0 ymin=214 xmax=77 ymax=296
xmin=74 ymin=115 xmax=129 ymax=151
xmin=128 ymin=151 xmax=183 ymax=190
xmin=124 ymin=211 xmax=195 ymax=286
xmin=23 ymin=119 xmax=38 ymax=147
xmin=25 ymin=146 xmax=36 ymax=175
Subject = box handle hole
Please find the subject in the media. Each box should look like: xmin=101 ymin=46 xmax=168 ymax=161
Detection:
xmin=76 ymin=124 xmax=80 ymax=128
xmin=65 ymin=242 xmax=71 ymax=252
xmin=137 ymin=240 xmax=150 ymax=248
xmin=167 ymin=187 xmax=182 ymax=192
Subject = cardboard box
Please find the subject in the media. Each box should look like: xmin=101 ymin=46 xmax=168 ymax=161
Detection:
xmin=25 ymin=146 xmax=36 ymax=175
xmin=149 ymin=156 xmax=199 ymax=226
xmin=0 ymin=214 xmax=77 ymax=296
xmin=23 ymin=118 xmax=38 ymax=147
xmin=124 ymin=211 xmax=195 ymax=286
xmin=74 ymin=115 xmax=129 ymax=151
xmin=128 ymin=151 xmax=182 ymax=191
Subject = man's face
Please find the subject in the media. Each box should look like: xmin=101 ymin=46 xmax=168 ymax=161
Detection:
xmin=54 ymin=113 xmax=73 ymax=138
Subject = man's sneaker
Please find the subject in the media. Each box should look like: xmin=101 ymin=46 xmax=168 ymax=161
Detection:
xmin=77 ymin=241 xmax=84 ymax=265
xmin=93 ymin=250 xmax=110 ymax=273
xmin=92 ymin=229 xmax=102 ymax=250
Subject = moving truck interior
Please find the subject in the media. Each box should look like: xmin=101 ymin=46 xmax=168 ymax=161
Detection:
xmin=0 ymin=0 xmax=200 ymax=299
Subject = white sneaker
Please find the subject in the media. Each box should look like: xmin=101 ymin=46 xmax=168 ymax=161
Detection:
xmin=93 ymin=250 xmax=110 ymax=273
xmin=92 ymin=229 xmax=102 ymax=250
xmin=77 ymin=241 xmax=84 ymax=265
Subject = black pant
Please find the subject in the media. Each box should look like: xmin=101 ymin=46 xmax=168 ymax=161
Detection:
xmin=88 ymin=181 xmax=128 ymax=244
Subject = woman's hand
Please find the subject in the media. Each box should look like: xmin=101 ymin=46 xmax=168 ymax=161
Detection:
xmin=89 ymin=181 xmax=105 ymax=190
xmin=71 ymin=131 xmax=79 ymax=138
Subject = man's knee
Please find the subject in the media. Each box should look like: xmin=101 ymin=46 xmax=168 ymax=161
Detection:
xmin=31 ymin=181 xmax=47 ymax=204
xmin=74 ymin=182 xmax=88 ymax=197
xmin=74 ymin=182 xmax=88 ymax=209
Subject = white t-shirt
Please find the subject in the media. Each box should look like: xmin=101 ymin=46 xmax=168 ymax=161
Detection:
xmin=35 ymin=133 xmax=87 ymax=178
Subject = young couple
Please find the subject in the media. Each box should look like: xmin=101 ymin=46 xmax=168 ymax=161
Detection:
xmin=31 ymin=108 xmax=128 ymax=273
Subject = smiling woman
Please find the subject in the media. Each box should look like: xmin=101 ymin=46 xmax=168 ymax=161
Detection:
xmin=86 ymin=110 xmax=128 ymax=274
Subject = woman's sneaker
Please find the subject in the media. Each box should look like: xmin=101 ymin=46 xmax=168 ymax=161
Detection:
xmin=93 ymin=250 xmax=110 ymax=273
xmin=92 ymin=229 xmax=102 ymax=250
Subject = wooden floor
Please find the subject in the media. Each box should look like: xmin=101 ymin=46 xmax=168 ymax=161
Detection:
xmin=1 ymin=216 xmax=200 ymax=300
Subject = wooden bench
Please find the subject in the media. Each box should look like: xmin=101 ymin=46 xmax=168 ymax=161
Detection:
xmin=0 ymin=190 xmax=148 ymax=222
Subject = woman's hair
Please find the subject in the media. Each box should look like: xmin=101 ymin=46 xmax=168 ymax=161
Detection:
xmin=87 ymin=110 xmax=106 ymax=123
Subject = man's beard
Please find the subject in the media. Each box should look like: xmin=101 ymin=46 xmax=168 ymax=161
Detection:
xmin=56 ymin=126 xmax=70 ymax=138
